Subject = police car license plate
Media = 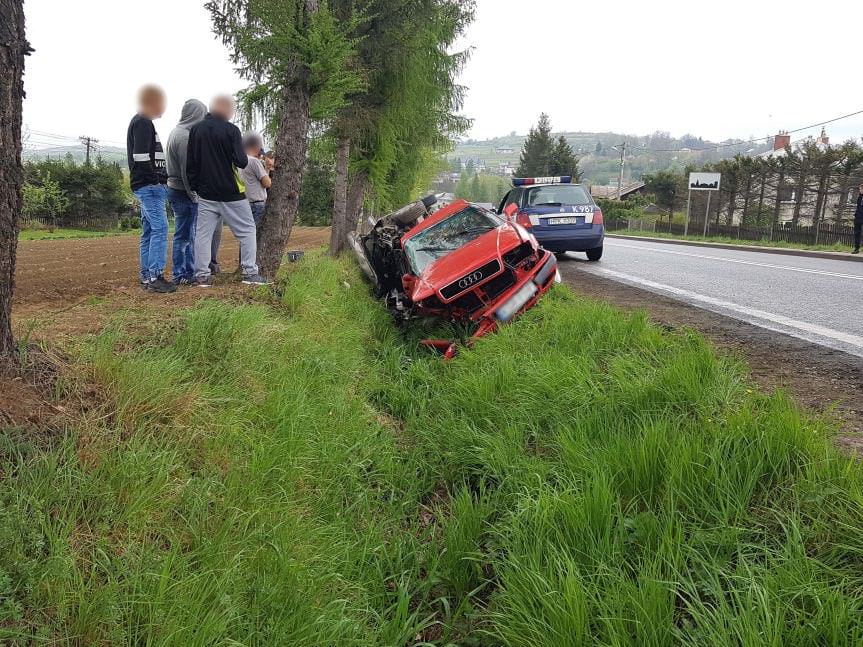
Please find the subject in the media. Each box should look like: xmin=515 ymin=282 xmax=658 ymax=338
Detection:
xmin=549 ymin=216 xmax=581 ymax=225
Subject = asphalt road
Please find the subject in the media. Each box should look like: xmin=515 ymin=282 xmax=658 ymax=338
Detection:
xmin=562 ymin=237 xmax=863 ymax=359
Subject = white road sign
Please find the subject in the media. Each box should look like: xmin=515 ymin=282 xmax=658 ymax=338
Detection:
xmin=689 ymin=172 xmax=721 ymax=191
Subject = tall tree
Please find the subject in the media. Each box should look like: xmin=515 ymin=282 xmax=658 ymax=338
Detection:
xmin=549 ymin=135 xmax=581 ymax=180
xmin=644 ymin=170 xmax=681 ymax=222
xmin=343 ymin=0 xmax=473 ymax=218
xmin=517 ymin=113 xmax=553 ymax=177
xmin=207 ymin=0 xmax=364 ymax=277
xmin=0 ymin=0 xmax=30 ymax=366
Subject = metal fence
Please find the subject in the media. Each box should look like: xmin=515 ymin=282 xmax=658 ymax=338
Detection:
xmin=21 ymin=212 xmax=126 ymax=230
xmin=605 ymin=218 xmax=857 ymax=248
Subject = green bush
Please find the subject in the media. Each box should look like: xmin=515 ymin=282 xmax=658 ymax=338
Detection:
xmin=24 ymin=156 xmax=130 ymax=226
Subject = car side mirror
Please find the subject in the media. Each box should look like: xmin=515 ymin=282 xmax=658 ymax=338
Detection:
xmin=503 ymin=203 xmax=518 ymax=220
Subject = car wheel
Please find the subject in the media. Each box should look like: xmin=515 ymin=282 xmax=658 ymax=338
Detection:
xmin=586 ymin=246 xmax=603 ymax=262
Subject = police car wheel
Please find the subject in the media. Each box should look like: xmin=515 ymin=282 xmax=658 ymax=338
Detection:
xmin=586 ymin=246 xmax=603 ymax=262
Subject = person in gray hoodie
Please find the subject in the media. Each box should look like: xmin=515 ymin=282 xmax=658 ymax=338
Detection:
xmin=165 ymin=99 xmax=206 ymax=285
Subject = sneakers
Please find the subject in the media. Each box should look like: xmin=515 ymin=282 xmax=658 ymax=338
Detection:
xmin=196 ymin=276 xmax=214 ymax=288
xmin=146 ymin=276 xmax=178 ymax=294
xmin=173 ymin=276 xmax=193 ymax=287
xmin=209 ymin=261 xmax=222 ymax=275
xmin=242 ymin=274 xmax=272 ymax=286
xmin=853 ymin=248 xmax=860 ymax=255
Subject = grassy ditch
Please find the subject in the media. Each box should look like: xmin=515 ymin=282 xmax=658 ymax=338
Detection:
xmin=2 ymin=253 xmax=863 ymax=644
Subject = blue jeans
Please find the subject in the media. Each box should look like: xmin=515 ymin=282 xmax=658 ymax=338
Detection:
xmin=250 ymin=200 xmax=266 ymax=227
xmin=134 ymin=184 xmax=169 ymax=282
xmin=168 ymin=188 xmax=197 ymax=281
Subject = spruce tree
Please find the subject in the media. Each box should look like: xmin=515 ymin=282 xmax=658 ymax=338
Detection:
xmin=516 ymin=113 xmax=553 ymax=177
xmin=549 ymin=135 xmax=581 ymax=181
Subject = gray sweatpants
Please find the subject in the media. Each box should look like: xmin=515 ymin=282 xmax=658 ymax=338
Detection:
xmin=194 ymin=198 xmax=258 ymax=278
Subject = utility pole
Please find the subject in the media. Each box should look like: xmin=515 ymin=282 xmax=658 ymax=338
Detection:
xmin=616 ymin=142 xmax=627 ymax=199
xmin=79 ymin=135 xmax=98 ymax=165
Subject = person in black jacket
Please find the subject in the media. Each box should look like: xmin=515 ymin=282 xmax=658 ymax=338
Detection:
xmin=854 ymin=185 xmax=863 ymax=254
xmin=187 ymin=95 xmax=270 ymax=286
xmin=126 ymin=84 xmax=176 ymax=293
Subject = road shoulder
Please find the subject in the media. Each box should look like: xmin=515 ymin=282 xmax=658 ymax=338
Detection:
xmin=607 ymin=233 xmax=863 ymax=263
xmin=559 ymin=261 xmax=863 ymax=451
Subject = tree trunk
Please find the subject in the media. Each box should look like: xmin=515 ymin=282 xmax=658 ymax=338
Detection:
xmin=792 ymin=167 xmax=807 ymax=226
xmin=346 ymin=170 xmax=368 ymax=234
xmin=773 ymin=166 xmax=785 ymax=229
xmin=257 ymin=64 xmax=312 ymax=278
xmin=741 ymin=174 xmax=753 ymax=228
xmin=329 ymin=135 xmax=350 ymax=255
xmin=725 ymin=190 xmax=736 ymax=226
xmin=756 ymin=174 xmax=766 ymax=227
xmin=0 ymin=0 xmax=29 ymax=367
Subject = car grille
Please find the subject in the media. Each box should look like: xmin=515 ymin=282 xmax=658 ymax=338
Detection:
xmin=440 ymin=259 xmax=502 ymax=301
xmin=479 ymin=268 xmax=517 ymax=302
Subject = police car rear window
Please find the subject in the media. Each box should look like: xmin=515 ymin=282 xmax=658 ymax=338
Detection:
xmin=526 ymin=185 xmax=592 ymax=207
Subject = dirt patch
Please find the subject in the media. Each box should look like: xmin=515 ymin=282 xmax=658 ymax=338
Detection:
xmin=4 ymin=227 xmax=330 ymax=431
xmin=559 ymin=261 xmax=863 ymax=450
xmin=13 ymin=226 xmax=329 ymax=308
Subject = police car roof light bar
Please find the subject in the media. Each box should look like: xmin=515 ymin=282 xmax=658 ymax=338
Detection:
xmin=512 ymin=176 xmax=572 ymax=187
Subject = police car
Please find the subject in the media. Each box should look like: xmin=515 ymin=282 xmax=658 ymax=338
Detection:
xmin=497 ymin=176 xmax=604 ymax=261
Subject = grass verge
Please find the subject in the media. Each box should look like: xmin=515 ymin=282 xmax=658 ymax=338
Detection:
xmin=610 ymin=229 xmax=853 ymax=253
xmin=2 ymin=252 xmax=862 ymax=644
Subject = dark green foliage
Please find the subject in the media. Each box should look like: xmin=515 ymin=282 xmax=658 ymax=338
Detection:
xmin=643 ymin=169 xmax=682 ymax=219
xmin=550 ymin=135 xmax=581 ymax=181
xmin=297 ymin=155 xmax=335 ymax=225
xmin=23 ymin=156 xmax=129 ymax=225
xmin=348 ymin=0 xmax=475 ymax=208
xmin=517 ymin=112 xmax=554 ymax=177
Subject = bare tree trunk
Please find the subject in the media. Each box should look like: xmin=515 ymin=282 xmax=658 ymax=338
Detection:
xmin=346 ymin=170 xmax=368 ymax=234
xmin=756 ymin=173 xmax=766 ymax=227
xmin=0 ymin=0 xmax=29 ymax=366
xmin=741 ymin=173 xmax=754 ymax=228
xmin=773 ymin=165 xmax=785 ymax=229
xmin=329 ymin=135 xmax=350 ymax=255
xmin=257 ymin=64 xmax=312 ymax=278
xmin=725 ymin=190 xmax=736 ymax=226
xmin=792 ymin=168 xmax=807 ymax=226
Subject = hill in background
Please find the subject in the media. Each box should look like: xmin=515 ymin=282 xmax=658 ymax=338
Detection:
xmin=23 ymin=145 xmax=127 ymax=166
xmin=451 ymin=130 xmax=773 ymax=185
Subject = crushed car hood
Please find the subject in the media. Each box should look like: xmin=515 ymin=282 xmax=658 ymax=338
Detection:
xmin=410 ymin=225 xmax=525 ymax=302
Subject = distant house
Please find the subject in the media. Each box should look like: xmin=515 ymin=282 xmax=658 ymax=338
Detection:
xmin=590 ymin=181 xmax=646 ymax=200
xmin=494 ymin=146 xmax=514 ymax=154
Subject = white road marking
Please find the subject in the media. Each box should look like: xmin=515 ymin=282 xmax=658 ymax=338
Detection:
xmin=583 ymin=266 xmax=863 ymax=355
xmin=606 ymin=239 xmax=863 ymax=282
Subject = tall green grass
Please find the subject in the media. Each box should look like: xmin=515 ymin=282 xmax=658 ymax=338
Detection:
xmin=2 ymin=252 xmax=862 ymax=644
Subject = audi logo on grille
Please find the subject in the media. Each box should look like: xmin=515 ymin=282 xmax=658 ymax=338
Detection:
xmin=458 ymin=271 xmax=484 ymax=289
xmin=440 ymin=260 xmax=502 ymax=301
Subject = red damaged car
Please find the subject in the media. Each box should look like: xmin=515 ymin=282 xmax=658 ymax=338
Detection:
xmin=349 ymin=194 xmax=559 ymax=357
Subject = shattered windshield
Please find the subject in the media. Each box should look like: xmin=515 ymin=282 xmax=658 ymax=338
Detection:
xmin=404 ymin=206 xmax=502 ymax=273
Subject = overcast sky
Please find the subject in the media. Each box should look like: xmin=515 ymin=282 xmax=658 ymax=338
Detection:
xmin=22 ymin=0 xmax=863 ymax=150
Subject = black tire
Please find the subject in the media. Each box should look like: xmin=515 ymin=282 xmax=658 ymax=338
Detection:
xmin=586 ymin=246 xmax=603 ymax=262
